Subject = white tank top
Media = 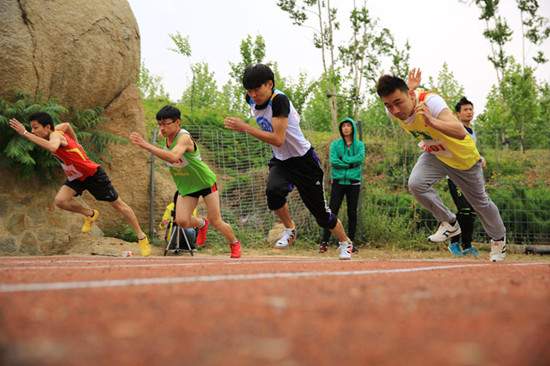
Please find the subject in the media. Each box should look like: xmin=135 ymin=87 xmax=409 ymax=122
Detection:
xmin=249 ymin=89 xmax=311 ymax=160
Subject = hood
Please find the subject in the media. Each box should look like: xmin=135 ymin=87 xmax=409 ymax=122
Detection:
xmin=338 ymin=117 xmax=358 ymax=142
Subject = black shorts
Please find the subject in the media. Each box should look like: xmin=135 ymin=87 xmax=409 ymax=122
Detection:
xmin=64 ymin=166 xmax=119 ymax=202
xmin=185 ymin=183 xmax=218 ymax=198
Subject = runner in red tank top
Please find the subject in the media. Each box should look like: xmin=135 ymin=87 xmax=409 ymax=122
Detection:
xmin=9 ymin=112 xmax=151 ymax=257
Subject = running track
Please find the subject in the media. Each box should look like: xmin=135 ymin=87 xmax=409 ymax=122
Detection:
xmin=1 ymin=256 xmax=549 ymax=365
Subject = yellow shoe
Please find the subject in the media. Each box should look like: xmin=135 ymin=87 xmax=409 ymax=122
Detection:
xmin=81 ymin=209 xmax=99 ymax=233
xmin=139 ymin=236 xmax=151 ymax=257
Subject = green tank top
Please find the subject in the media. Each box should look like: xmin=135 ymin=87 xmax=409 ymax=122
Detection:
xmin=163 ymin=129 xmax=217 ymax=196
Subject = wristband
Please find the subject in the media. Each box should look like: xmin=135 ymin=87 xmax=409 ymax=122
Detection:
xmin=24 ymin=130 xmax=28 ymax=135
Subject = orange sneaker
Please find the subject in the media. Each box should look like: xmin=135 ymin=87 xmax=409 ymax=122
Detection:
xmin=139 ymin=236 xmax=151 ymax=257
xmin=230 ymin=240 xmax=241 ymax=258
xmin=81 ymin=209 xmax=99 ymax=233
xmin=197 ymin=218 xmax=209 ymax=246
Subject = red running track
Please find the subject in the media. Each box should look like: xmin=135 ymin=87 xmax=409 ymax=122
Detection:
xmin=0 ymin=256 xmax=549 ymax=366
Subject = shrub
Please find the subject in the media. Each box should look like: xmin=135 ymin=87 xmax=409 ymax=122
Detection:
xmin=0 ymin=90 xmax=126 ymax=183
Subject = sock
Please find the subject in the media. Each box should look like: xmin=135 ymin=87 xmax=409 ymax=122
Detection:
xmin=89 ymin=210 xmax=96 ymax=218
xmin=449 ymin=221 xmax=456 ymax=226
xmin=493 ymin=237 xmax=505 ymax=242
xmin=199 ymin=218 xmax=206 ymax=229
xmin=230 ymin=239 xmax=239 ymax=245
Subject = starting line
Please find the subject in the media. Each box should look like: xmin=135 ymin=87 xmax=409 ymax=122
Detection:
xmin=1 ymin=262 xmax=547 ymax=293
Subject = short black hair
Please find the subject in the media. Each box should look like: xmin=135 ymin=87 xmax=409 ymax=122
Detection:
xmin=242 ymin=63 xmax=275 ymax=90
xmin=28 ymin=112 xmax=54 ymax=130
xmin=455 ymin=97 xmax=473 ymax=113
xmin=156 ymin=105 xmax=181 ymax=121
xmin=376 ymin=74 xmax=409 ymax=98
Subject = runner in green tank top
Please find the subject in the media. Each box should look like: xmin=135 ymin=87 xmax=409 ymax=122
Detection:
xmin=130 ymin=105 xmax=241 ymax=258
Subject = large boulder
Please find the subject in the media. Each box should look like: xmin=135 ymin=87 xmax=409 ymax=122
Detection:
xmin=0 ymin=0 xmax=140 ymax=111
xmin=0 ymin=0 xmax=175 ymax=254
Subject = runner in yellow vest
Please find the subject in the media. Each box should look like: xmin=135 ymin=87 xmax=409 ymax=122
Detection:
xmin=376 ymin=70 xmax=506 ymax=262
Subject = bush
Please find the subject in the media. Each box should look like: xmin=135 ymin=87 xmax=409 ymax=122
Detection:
xmin=0 ymin=89 xmax=126 ymax=183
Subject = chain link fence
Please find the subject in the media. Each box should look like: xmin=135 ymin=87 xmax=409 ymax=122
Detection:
xmin=159 ymin=124 xmax=549 ymax=246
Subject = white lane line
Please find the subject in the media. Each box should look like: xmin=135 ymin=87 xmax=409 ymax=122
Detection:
xmin=0 ymin=263 xmax=502 ymax=293
xmin=0 ymin=259 xmax=366 ymax=270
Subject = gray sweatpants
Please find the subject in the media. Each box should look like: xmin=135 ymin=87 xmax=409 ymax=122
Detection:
xmin=408 ymin=152 xmax=506 ymax=240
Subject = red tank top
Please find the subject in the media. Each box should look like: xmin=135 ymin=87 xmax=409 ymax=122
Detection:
xmin=53 ymin=130 xmax=100 ymax=181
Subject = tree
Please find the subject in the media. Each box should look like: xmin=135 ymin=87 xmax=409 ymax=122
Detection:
xmin=179 ymin=62 xmax=218 ymax=110
xmin=427 ymin=62 xmax=465 ymax=110
xmin=499 ymin=61 xmax=541 ymax=153
xmin=225 ymin=35 xmax=268 ymax=114
xmin=228 ymin=34 xmax=267 ymax=84
xmin=477 ymin=60 xmax=548 ymax=151
xmin=169 ymin=31 xmax=200 ymax=110
xmin=339 ymin=0 xmax=395 ymax=122
xmin=277 ymin=0 xmax=341 ymax=130
xmin=463 ymin=0 xmax=549 ymax=152
xmin=137 ymin=60 xmax=170 ymax=101
xmin=302 ymin=79 xmax=332 ymax=132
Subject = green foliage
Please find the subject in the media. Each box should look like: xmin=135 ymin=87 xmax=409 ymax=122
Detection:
xmin=276 ymin=69 xmax=314 ymax=115
xmin=103 ymin=219 xmax=139 ymax=243
xmin=179 ymin=61 xmax=218 ymax=110
xmin=138 ymin=60 xmax=170 ymax=101
xmin=168 ymin=31 xmax=192 ymax=57
xmin=228 ymin=34 xmax=267 ymax=85
xmin=302 ymin=80 xmax=333 ymax=132
xmin=0 ymin=90 xmax=125 ymax=182
xmin=486 ymin=185 xmax=550 ymax=244
xmin=476 ymin=60 xmax=548 ymax=151
xmin=426 ymin=62 xmax=465 ymax=109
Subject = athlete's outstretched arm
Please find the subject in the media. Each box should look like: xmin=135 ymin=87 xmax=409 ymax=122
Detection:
xmin=223 ymin=116 xmax=287 ymax=147
xmin=9 ymin=118 xmax=64 ymax=153
xmin=130 ymin=132 xmax=194 ymax=163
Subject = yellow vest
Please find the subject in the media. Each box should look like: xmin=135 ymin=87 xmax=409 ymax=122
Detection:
xmin=395 ymin=91 xmax=480 ymax=170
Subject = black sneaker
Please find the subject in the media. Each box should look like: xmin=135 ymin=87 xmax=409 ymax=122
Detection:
xmin=319 ymin=241 xmax=328 ymax=253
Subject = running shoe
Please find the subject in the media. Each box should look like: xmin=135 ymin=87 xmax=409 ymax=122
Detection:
xmin=230 ymin=239 xmax=241 ymax=258
xmin=319 ymin=241 xmax=328 ymax=253
xmin=81 ymin=209 xmax=99 ymax=233
xmin=197 ymin=218 xmax=209 ymax=247
xmin=428 ymin=221 xmax=461 ymax=242
xmin=275 ymin=228 xmax=296 ymax=249
xmin=139 ymin=236 xmax=151 ymax=257
xmin=352 ymin=245 xmax=358 ymax=255
xmin=338 ymin=240 xmax=352 ymax=260
xmin=448 ymin=242 xmax=463 ymax=256
xmin=462 ymin=247 xmax=479 ymax=256
xmin=490 ymin=238 xmax=506 ymax=262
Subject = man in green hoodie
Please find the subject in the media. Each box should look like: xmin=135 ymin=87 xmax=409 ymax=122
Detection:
xmin=319 ymin=118 xmax=365 ymax=254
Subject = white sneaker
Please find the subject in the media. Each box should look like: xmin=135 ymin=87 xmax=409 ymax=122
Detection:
xmin=338 ymin=241 xmax=352 ymax=260
xmin=490 ymin=238 xmax=506 ymax=262
xmin=275 ymin=228 xmax=296 ymax=249
xmin=428 ymin=221 xmax=461 ymax=242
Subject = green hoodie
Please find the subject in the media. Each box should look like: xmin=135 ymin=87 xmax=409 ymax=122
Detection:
xmin=329 ymin=117 xmax=365 ymax=184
